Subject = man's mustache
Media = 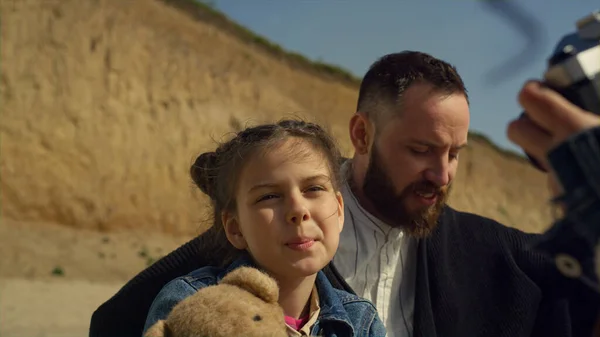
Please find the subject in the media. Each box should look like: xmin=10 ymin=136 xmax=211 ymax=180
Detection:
xmin=408 ymin=181 xmax=448 ymax=197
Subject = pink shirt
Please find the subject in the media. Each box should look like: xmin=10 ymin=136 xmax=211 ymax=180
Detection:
xmin=285 ymin=315 xmax=309 ymax=331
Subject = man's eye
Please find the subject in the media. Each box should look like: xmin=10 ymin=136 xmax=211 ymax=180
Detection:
xmin=410 ymin=147 xmax=428 ymax=154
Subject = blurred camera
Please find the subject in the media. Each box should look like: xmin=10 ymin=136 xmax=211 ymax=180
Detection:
xmin=523 ymin=10 xmax=600 ymax=172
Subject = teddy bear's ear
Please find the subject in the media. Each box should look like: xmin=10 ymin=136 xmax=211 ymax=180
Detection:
xmin=144 ymin=320 xmax=172 ymax=337
xmin=220 ymin=266 xmax=280 ymax=304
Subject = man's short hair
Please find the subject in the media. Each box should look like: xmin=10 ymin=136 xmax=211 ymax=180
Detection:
xmin=356 ymin=51 xmax=469 ymax=124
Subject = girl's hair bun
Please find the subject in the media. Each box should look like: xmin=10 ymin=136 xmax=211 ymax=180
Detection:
xmin=190 ymin=151 xmax=218 ymax=199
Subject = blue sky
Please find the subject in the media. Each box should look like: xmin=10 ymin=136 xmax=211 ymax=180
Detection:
xmin=207 ymin=0 xmax=597 ymax=153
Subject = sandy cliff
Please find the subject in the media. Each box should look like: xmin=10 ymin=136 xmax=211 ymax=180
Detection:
xmin=1 ymin=0 xmax=554 ymax=238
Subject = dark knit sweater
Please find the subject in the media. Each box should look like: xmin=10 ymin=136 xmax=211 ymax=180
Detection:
xmin=89 ymin=205 xmax=600 ymax=337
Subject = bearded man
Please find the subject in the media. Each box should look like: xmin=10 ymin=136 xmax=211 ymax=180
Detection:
xmin=89 ymin=51 xmax=599 ymax=337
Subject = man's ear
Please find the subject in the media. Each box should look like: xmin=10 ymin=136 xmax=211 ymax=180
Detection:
xmin=222 ymin=211 xmax=247 ymax=249
xmin=335 ymin=191 xmax=345 ymax=233
xmin=349 ymin=112 xmax=373 ymax=155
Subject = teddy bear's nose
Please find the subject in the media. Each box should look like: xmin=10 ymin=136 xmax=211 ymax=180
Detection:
xmin=253 ymin=314 xmax=262 ymax=322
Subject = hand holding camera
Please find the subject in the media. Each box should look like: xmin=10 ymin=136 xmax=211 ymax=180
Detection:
xmin=507 ymin=80 xmax=600 ymax=195
xmin=509 ymin=11 xmax=600 ymax=173
xmin=508 ymin=10 xmax=600 ymax=198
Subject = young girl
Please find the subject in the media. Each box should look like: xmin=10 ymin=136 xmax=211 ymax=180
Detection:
xmin=143 ymin=119 xmax=386 ymax=336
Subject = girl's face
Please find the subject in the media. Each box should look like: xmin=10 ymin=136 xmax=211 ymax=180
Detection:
xmin=223 ymin=137 xmax=344 ymax=280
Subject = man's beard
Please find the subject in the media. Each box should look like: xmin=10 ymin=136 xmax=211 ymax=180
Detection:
xmin=361 ymin=146 xmax=450 ymax=238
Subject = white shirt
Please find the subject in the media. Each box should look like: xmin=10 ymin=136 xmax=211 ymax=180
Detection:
xmin=332 ymin=163 xmax=417 ymax=337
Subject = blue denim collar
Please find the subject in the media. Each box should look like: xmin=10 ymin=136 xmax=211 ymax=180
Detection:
xmin=313 ymin=269 xmax=355 ymax=335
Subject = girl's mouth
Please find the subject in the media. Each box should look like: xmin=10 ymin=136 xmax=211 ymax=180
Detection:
xmin=285 ymin=239 xmax=315 ymax=251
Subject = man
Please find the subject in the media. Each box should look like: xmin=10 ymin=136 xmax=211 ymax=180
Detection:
xmin=89 ymin=51 xmax=599 ymax=337
xmin=330 ymin=51 xmax=470 ymax=336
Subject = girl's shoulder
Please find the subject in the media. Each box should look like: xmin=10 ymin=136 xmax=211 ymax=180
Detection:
xmin=314 ymin=270 xmax=377 ymax=313
xmin=156 ymin=265 xmax=227 ymax=298
xmin=331 ymin=288 xmax=378 ymax=315
xmin=330 ymin=288 xmax=372 ymax=305
xmin=313 ymin=272 xmax=384 ymax=336
xmin=316 ymin=288 xmax=385 ymax=337
xmin=181 ymin=265 xmax=225 ymax=289
xmin=178 ymin=256 xmax=255 ymax=291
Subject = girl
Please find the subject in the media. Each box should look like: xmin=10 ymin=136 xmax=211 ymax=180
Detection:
xmin=143 ymin=119 xmax=386 ymax=337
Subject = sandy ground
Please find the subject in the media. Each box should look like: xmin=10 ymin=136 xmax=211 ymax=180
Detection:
xmin=0 ymin=278 xmax=121 ymax=337
xmin=0 ymin=218 xmax=195 ymax=337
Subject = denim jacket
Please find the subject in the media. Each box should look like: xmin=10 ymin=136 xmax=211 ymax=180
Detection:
xmin=532 ymin=126 xmax=600 ymax=293
xmin=143 ymin=254 xmax=387 ymax=337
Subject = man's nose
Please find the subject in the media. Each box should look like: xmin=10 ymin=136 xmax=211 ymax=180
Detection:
xmin=286 ymin=196 xmax=310 ymax=225
xmin=424 ymin=159 xmax=451 ymax=187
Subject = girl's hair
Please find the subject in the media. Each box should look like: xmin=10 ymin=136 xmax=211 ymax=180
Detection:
xmin=190 ymin=119 xmax=343 ymax=267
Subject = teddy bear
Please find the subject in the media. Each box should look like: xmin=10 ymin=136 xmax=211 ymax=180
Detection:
xmin=144 ymin=266 xmax=289 ymax=337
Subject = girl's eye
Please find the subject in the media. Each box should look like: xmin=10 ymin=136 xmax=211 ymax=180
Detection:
xmin=255 ymin=186 xmax=326 ymax=203
xmin=256 ymin=194 xmax=278 ymax=203
xmin=306 ymin=186 xmax=326 ymax=193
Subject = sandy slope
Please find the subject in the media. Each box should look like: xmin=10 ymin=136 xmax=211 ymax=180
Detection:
xmin=0 ymin=278 xmax=121 ymax=337
xmin=0 ymin=218 xmax=193 ymax=336
xmin=0 ymin=218 xmax=192 ymax=283
xmin=1 ymin=0 xmax=552 ymax=237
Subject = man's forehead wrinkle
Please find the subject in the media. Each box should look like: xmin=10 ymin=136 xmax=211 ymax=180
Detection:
xmin=409 ymin=138 xmax=460 ymax=150
xmin=377 ymin=93 xmax=469 ymax=147
xmin=403 ymin=118 xmax=467 ymax=148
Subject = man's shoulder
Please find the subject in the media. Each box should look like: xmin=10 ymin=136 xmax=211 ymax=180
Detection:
xmin=443 ymin=206 xmax=536 ymax=233
xmin=438 ymin=206 xmax=560 ymax=292
xmin=441 ymin=206 xmax=542 ymax=245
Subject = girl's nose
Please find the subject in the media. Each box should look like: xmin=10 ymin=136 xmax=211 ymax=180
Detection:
xmin=286 ymin=197 xmax=311 ymax=225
